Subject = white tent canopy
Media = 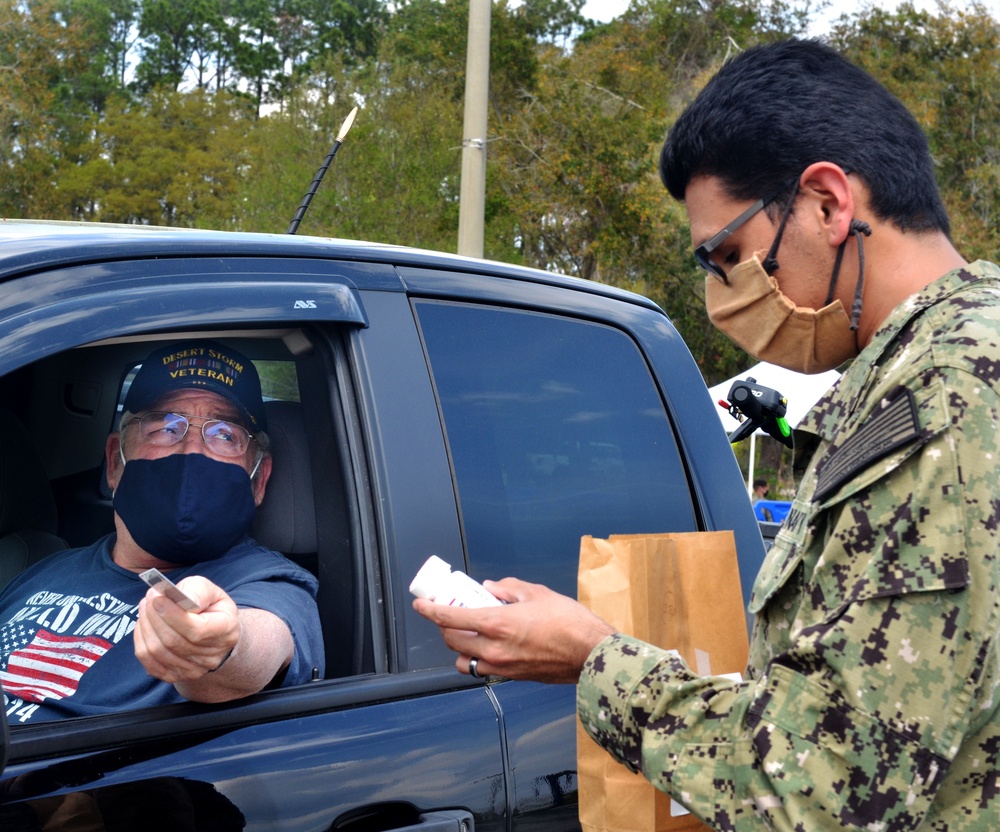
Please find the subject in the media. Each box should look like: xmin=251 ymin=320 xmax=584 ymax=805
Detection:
xmin=708 ymin=362 xmax=841 ymax=494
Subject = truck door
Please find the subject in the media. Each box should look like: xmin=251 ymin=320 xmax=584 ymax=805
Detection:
xmin=0 ymin=256 xmax=509 ymax=832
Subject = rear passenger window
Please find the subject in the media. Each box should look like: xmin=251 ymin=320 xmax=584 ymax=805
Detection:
xmin=416 ymin=302 xmax=697 ymax=598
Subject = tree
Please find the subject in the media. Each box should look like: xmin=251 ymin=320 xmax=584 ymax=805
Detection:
xmin=237 ymin=49 xmax=463 ymax=247
xmin=485 ymin=0 xmax=808 ymax=384
xmin=227 ymin=0 xmax=283 ymax=116
xmin=832 ymin=2 xmax=1000 ymax=263
xmin=236 ymin=0 xmax=541 ymax=246
xmin=57 ymin=0 xmax=140 ymax=110
xmin=6 ymin=0 xmax=998 ymax=398
xmin=59 ymin=88 xmax=255 ymax=227
xmin=517 ymin=0 xmax=587 ymax=46
xmin=135 ymin=0 xmax=219 ymax=91
xmin=0 ymin=0 xmax=93 ymax=218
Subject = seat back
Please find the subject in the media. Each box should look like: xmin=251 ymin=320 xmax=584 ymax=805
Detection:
xmin=0 ymin=408 xmax=68 ymax=591
xmin=250 ymin=401 xmax=318 ymax=569
xmin=250 ymin=398 xmax=362 ymax=679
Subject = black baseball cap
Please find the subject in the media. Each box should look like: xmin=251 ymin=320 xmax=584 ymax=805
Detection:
xmin=123 ymin=340 xmax=267 ymax=432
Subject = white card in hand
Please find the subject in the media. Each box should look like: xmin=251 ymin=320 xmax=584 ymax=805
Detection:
xmin=139 ymin=568 xmax=200 ymax=612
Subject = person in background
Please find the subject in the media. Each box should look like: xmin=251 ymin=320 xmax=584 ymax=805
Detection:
xmin=751 ymin=478 xmax=773 ymax=521
xmin=0 ymin=340 xmax=324 ymax=724
xmin=415 ymin=38 xmax=999 ymax=830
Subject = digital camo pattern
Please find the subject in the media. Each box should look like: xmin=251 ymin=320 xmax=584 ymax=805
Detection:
xmin=578 ymin=262 xmax=1000 ymax=830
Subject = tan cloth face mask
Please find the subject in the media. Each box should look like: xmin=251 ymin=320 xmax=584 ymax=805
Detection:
xmin=705 ymin=252 xmax=859 ymax=374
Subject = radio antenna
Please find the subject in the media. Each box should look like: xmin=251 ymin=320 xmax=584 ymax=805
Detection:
xmin=286 ymin=105 xmax=359 ymax=235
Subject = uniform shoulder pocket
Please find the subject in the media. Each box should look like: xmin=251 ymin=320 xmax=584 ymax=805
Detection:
xmin=811 ymin=382 xmax=949 ymax=509
xmin=813 ymin=387 xmax=921 ymax=505
xmin=753 ymin=380 xmax=969 ymax=620
xmin=811 ymin=379 xmax=969 ymax=612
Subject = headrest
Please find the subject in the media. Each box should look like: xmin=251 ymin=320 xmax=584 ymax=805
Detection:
xmin=250 ymin=401 xmax=317 ymax=554
xmin=0 ymin=408 xmax=58 ymax=536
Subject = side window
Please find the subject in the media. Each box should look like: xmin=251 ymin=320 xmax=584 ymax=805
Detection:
xmin=416 ymin=301 xmax=697 ymax=598
xmin=256 ymin=361 xmax=302 ymax=403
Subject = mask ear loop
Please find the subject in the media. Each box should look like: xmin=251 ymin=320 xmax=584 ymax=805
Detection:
xmin=847 ymin=220 xmax=872 ymax=330
xmin=760 ymin=185 xmax=800 ymax=275
xmin=824 ymin=219 xmax=872 ymax=330
xmin=117 ymin=421 xmax=131 ymax=468
xmin=250 ymin=450 xmax=263 ymax=480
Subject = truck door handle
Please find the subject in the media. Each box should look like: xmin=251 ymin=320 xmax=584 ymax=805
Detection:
xmin=329 ymin=804 xmax=474 ymax=831
xmin=401 ymin=810 xmax=474 ymax=831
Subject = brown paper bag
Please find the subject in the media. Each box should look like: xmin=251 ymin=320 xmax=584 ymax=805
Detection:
xmin=576 ymin=531 xmax=749 ymax=832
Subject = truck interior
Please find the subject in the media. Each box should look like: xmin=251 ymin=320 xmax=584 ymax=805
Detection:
xmin=0 ymin=327 xmax=373 ymax=695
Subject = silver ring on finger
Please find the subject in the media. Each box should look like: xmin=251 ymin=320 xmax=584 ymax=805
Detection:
xmin=468 ymin=656 xmax=482 ymax=678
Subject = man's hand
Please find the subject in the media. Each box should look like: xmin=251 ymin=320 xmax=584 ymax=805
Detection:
xmin=413 ymin=577 xmax=615 ymax=684
xmin=135 ymin=575 xmax=239 ymax=682
xmin=134 ymin=575 xmax=293 ymax=703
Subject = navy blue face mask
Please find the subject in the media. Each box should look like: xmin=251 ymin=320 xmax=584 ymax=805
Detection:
xmin=113 ymin=453 xmax=256 ymax=564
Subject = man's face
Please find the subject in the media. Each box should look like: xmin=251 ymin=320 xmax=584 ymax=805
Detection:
xmin=107 ymin=389 xmax=270 ymax=506
xmin=685 ymin=174 xmax=836 ymax=311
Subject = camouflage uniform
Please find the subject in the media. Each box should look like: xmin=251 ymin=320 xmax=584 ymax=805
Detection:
xmin=578 ymin=261 xmax=1000 ymax=830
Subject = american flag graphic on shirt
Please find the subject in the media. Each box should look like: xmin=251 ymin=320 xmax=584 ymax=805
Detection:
xmin=0 ymin=622 xmax=112 ymax=703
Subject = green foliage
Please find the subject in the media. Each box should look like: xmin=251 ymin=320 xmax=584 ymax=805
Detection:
xmin=256 ymin=360 xmax=301 ymax=401
xmin=237 ymin=0 xmax=540 ymax=249
xmin=60 ymin=88 xmax=254 ymax=226
xmin=235 ymin=45 xmax=463 ymax=247
xmin=832 ymin=2 xmax=1000 ymax=262
xmin=56 ymin=0 xmax=140 ymax=112
xmin=484 ymin=0 xmax=795 ymax=383
xmin=0 ymin=0 xmax=96 ymax=218
xmin=5 ymin=0 xmax=1000 ymax=386
xmin=136 ymin=0 xmax=212 ymax=91
xmin=517 ymin=0 xmax=586 ymax=44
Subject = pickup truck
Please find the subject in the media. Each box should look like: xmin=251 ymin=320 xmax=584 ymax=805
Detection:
xmin=0 ymin=221 xmax=766 ymax=831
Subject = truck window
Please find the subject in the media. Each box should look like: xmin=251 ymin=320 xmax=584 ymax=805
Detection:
xmin=416 ymin=301 xmax=697 ymax=598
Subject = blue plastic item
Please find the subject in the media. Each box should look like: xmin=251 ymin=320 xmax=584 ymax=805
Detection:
xmin=754 ymin=499 xmax=791 ymax=523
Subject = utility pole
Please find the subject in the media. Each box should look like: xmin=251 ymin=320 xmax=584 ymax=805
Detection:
xmin=457 ymin=0 xmax=491 ymax=258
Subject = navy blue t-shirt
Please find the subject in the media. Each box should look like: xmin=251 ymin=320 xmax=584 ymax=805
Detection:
xmin=0 ymin=534 xmax=323 ymax=724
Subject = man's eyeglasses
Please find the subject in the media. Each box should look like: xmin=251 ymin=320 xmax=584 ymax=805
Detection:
xmin=125 ymin=412 xmax=254 ymax=458
xmin=693 ymin=177 xmax=803 ymax=282
xmin=693 ymin=198 xmax=766 ymax=282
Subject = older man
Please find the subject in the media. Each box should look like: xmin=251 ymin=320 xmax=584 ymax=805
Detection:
xmin=0 ymin=340 xmax=323 ymax=724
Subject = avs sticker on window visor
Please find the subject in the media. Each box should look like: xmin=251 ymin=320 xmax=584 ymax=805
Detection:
xmin=812 ymin=387 xmax=920 ymax=504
